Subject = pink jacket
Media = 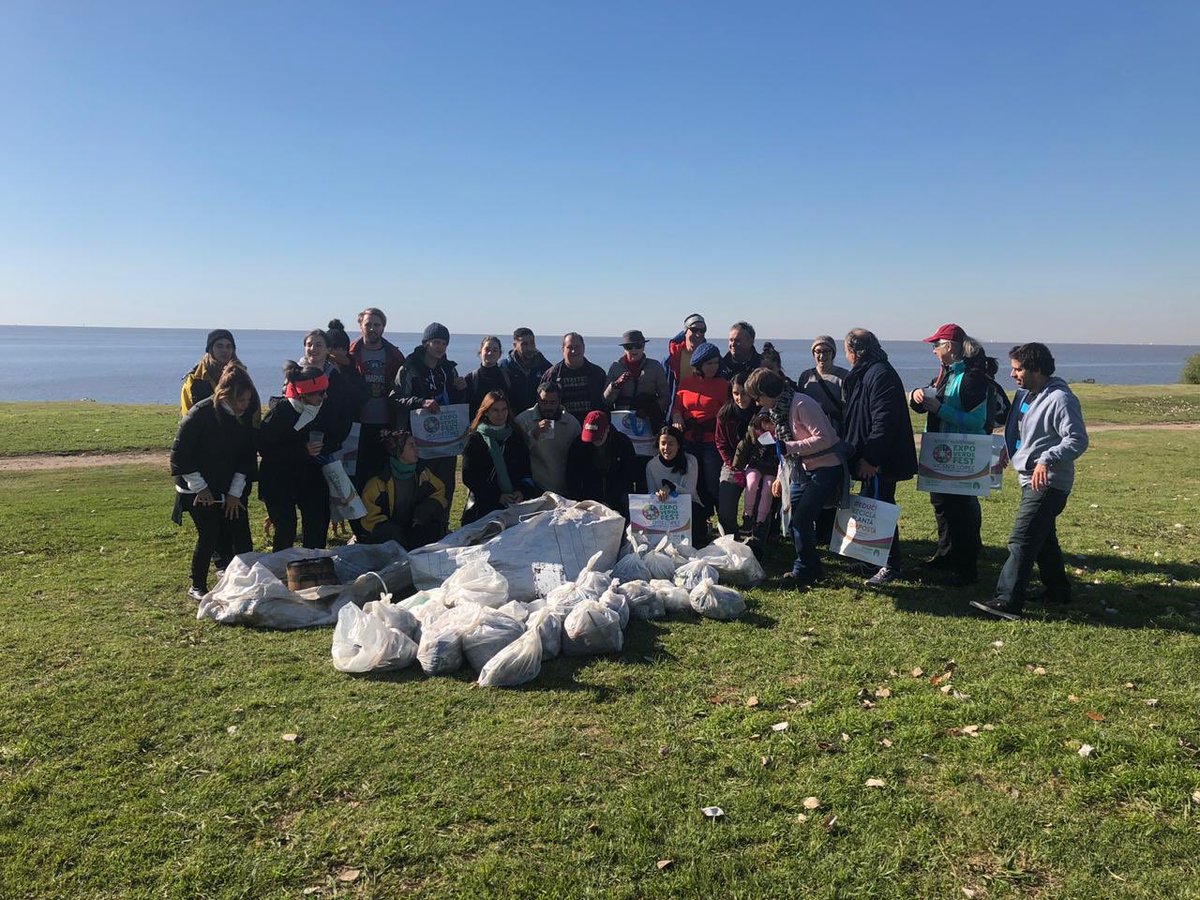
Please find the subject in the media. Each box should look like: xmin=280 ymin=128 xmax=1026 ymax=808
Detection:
xmin=784 ymin=393 xmax=841 ymax=471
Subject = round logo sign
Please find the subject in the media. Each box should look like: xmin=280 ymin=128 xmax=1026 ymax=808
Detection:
xmin=422 ymin=416 xmax=442 ymax=435
xmin=932 ymin=443 xmax=953 ymax=464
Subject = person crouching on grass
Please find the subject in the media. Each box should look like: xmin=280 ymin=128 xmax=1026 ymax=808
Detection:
xmin=353 ymin=429 xmax=447 ymax=549
xmin=645 ymin=425 xmax=707 ymax=547
xmin=971 ymin=343 xmax=1088 ymax=620
xmin=171 ymin=364 xmax=258 ymax=601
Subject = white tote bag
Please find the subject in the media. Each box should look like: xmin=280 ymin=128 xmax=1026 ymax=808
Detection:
xmin=830 ymin=480 xmax=900 ymax=565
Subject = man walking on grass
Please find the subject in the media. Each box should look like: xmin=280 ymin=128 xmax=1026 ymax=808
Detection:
xmin=971 ymin=343 xmax=1088 ymax=620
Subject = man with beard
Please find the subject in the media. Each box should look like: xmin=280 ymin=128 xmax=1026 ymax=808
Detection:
xmin=500 ymin=326 xmax=552 ymax=414
xmin=513 ymin=381 xmax=582 ymax=496
xmin=347 ymin=307 xmax=405 ymax=485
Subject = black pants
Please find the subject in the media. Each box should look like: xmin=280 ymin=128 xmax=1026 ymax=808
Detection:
xmin=185 ymin=495 xmax=251 ymax=592
xmin=929 ymin=492 xmax=982 ymax=576
xmin=354 ymin=423 xmax=390 ymax=491
xmin=266 ymin=477 xmax=331 ymax=553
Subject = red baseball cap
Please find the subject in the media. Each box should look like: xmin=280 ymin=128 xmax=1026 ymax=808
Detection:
xmin=924 ymin=323 xmax=966 ymax=343
xmin=581 ymin=410 xmax=610 ymax=443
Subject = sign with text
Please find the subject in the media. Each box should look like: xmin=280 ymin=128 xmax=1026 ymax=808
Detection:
xmin=628 ymin=493 xmax=692 ymax=543
xmin=410 ymin=404 xmax=470 ymax=459
xmin=610 ymin=411 xmax=656 ymax=456
xmin=916 ymin=432 xmax=995 ymax=497
xmin=830 ymin=494 xmax=901 ymax=565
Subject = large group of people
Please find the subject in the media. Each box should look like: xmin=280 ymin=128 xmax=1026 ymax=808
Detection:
xmin=171 ymin=311 xmax=1089 ymax=621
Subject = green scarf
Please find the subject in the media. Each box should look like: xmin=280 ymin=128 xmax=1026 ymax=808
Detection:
xmin=476 ymin=422 xmax=514 ymax=494
xmin=389 ymin=457 xmax=417 ymax=481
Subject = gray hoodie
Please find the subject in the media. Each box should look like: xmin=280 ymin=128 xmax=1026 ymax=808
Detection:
xmin=1005 ymin=376 xmax=1089 ymax=493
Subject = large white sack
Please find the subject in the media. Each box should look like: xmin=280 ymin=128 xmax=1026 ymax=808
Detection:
xmin=331 ymin=603 xmax=418 ymax=673
xmin=697 ymin=534 xmax=766 ymax=587
xmin=462 ymin=609 xmax=526 ymax=671
xmin=562 ymin=601 xmax=623 ymax=656
xmin=689 ymin=578 xmax=747 ymax=621
xmin=478 ymin=628 xmax=543 ymax=688
xmin=407 ymin=494 xmax=625 ymax=601
xmin=442 ymin=556 xmax=509 ymax=608
xmin=197 ymin=542 xmax=410 ymax=629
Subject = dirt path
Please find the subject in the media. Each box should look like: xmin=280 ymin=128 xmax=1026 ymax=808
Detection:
xmin=0 ymin=422 xmax=1196 ymax=473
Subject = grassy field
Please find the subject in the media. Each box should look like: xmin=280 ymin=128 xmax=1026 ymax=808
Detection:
xmin=2 ymin=404 xmax=1199 ymax=897
xmin=1 ymin=384 xmax=1199 ymax=459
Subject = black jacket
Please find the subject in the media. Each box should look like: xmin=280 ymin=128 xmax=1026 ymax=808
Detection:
xmin=842 ymin=350 xmax=918 ymax=480
xmin=255 ymin=399 xmax=349 ymax=505
xmin=465 ymin=365 xmax=513 ymax=418
xmin=565 ymin=430 xmax=638 ymax=515
xmin=171 ymin=397 xmax=257 ymax=495
xmin=499 ymin=350 xmax=553 ymax=414
xmin=391 ymin=348 xmax=466 ymax=428
xmin=461 ymin=429 xmax=536 ymax=524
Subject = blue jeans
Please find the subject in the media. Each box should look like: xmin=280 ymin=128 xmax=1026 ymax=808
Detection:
xmin=789 ymin=466 xmax=843 ymax=580
xmin=994 ymin=485 xmax=1070 ymax=608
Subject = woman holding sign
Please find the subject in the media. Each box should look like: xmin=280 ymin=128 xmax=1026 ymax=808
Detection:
xmin=461 ymin=391 xmax=536 ymax=525
xmin=645 ymin=425 xmax=707 ymax=547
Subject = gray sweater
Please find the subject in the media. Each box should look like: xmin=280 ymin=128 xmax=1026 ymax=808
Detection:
xmin=1005 ymin=377 xmax=1089 ymax=493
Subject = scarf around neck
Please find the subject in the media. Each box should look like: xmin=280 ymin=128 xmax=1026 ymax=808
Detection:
xmin=389 ymin=457 xmax=417 ymax=481
xmin=476 ymin=422 xmax=514 ymax=494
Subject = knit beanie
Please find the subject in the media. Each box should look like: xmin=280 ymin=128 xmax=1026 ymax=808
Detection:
xmin=689 ymin=341 xmax=721 ymax=368
xmin=206 ymin=329 xmax=235 ymax=354
xmin=422 ymin=322 xmax=451 ymax=344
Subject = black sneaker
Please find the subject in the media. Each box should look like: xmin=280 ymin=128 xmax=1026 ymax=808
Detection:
xmin=865 ymin=566 xmax=902 ymax=587
xmin=969 ymin=599 xmax=1022 ymax=621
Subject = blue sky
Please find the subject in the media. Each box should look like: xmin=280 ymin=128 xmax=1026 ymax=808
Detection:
xmin=2 ymin=1 xmax=1197 ymax=342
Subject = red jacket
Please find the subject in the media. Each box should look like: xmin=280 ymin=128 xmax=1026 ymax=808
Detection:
xmin=673 ymin=375 xmax=730 ymax=444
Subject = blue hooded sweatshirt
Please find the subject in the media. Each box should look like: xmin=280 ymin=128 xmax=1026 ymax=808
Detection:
xmin=1005 ymin=376 xmax=1089 ymax=493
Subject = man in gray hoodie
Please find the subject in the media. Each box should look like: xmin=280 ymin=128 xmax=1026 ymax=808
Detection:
xmin=971 ymin=343 xmax=1089 ymax=620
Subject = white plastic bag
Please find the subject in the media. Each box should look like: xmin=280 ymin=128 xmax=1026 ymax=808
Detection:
xmin=697 ymin=534 xmax=766 ymax=587
xmin=497 ymin=600 xmax=530 ymax=623
xmin=598 ymin=586 xmax=630 ymax=629
xmin=643 ymin=535 xmax=681 ymax=580
xmin=562 ymin=600 xmax=624 ymax=656
xmin=363 ymin=596 xmax=421 ymax=640
xmin=331 ymin=603 xmax=418 ymax=673
xmin=478 ymin=627 xmax=543 ymax=687
xmin=615 ymin=580 xmax=665 ymax=620
xmin=526 ymin=607 xmax=563 ymax=659
xmin=417 ymin=603 xmax=483 ymax=675
xmin=442 ymin=556 xmax=509 ymax=608
xmin=462 ymin=609 xmax=527 ymax=671
xmin=611 ymin=551 xmax=651 ymax=583
xmin=649 ymin=578 xmax=692 ymax=614
xmin=688 ymin=577 xmax=747 ymax=621
xmin=674 ymin=559 xmax=719 ymax=591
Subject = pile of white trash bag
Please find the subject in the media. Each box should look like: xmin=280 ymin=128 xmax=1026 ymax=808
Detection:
xmin=331 ymin=515 xmax=764 ymax=688
xmin=196 ymin=542 xmax=412 ymax=629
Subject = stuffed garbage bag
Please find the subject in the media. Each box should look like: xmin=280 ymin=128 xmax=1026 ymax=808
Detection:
xmin=562 ymin=600 xmax=624 ymax=656
xmin=478 ymin=627 xmax=543 ymax=687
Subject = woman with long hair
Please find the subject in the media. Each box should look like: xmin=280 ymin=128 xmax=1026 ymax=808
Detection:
xmin=714 ymin=371 xmax=757 ymax=536
xmin=464 ymin=335 xmax=512 ymax=418
xmin=460 ymin=391 xmax=536 ymax=525
xmin=645 ymin=424 xmax=707 ymax=547
xmin=180 ymin=329 xmax=260 ymax=425
xmin=171 ymin=364 xmax=259 ymax=600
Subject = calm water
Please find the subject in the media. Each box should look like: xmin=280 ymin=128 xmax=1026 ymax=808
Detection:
xmin=0 ymin=325 xmax=1195 ymax=404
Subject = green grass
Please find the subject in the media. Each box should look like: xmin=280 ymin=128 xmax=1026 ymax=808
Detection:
xmin=1068 ymin=383 xmax=1200 ymax=425
xmin=0 ymin=402 xmax=181 ymax=457
xmin=2 ymin=420 xmax=1199 ymax=896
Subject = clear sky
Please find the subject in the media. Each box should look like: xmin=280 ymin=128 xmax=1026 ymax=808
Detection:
xmin=2 ymin=1 xmax=1198 ymax=342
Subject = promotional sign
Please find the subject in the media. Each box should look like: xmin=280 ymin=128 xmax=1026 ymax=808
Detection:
xmin=830 ymin=494 xmax=901 ymax=565
xmin=989 ymin=434 xmax=1008 ymax=492
xmin=410 ymin=404 xmax=470 ymax=459
xmin=610 ymin=411 xmax=656 ymax=456
xmin=916 ymin=432 xmax=995 ymax=497
xmin=628 ymin=493 xmax=692 ymax=543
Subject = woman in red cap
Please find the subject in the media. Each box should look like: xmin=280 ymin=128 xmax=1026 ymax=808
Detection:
xmin=256 ymin=361 xmax=351 ymax=552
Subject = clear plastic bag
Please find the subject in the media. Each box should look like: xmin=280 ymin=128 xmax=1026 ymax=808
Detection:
xmin=643 ymin=535 xmax=682 ymax=580
xmin=442 ymin=556 xmax=510 ymax=608
xmin=674 ymin=559 xmax=720 ymax=591
xmin=688 ymin=577 xmax=747 ymax=620
xmin=697 ymin=534 xmax=766 ymax=587
xmin=416 ymin=603 xmax=483 ymax=675
xmin=363 ymin=596 xmax=421 ymax=640
xmin=615 ymin=580 xmax=665 ymax=620
xmin=462 ymin=609 xmax=527 ymax=671
xmin=562 ymin=600 xmax=624 ymax=656
xmin=331 ymin=602 xmax=418 ymax=673
xmin=611 ymin=551 xmax=651 ymax=583
xmin=478 ymin=627 xmax=543 ymax=687
xmin=526 ymin=607 xmax=563 ymax=659
xmin=598 ymin=586 xmax=630 ymax=629
xmin=497 ymin=600 xmax=530 ymax=623
xmin=649 ymin=578 xmax=693 ymax=614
